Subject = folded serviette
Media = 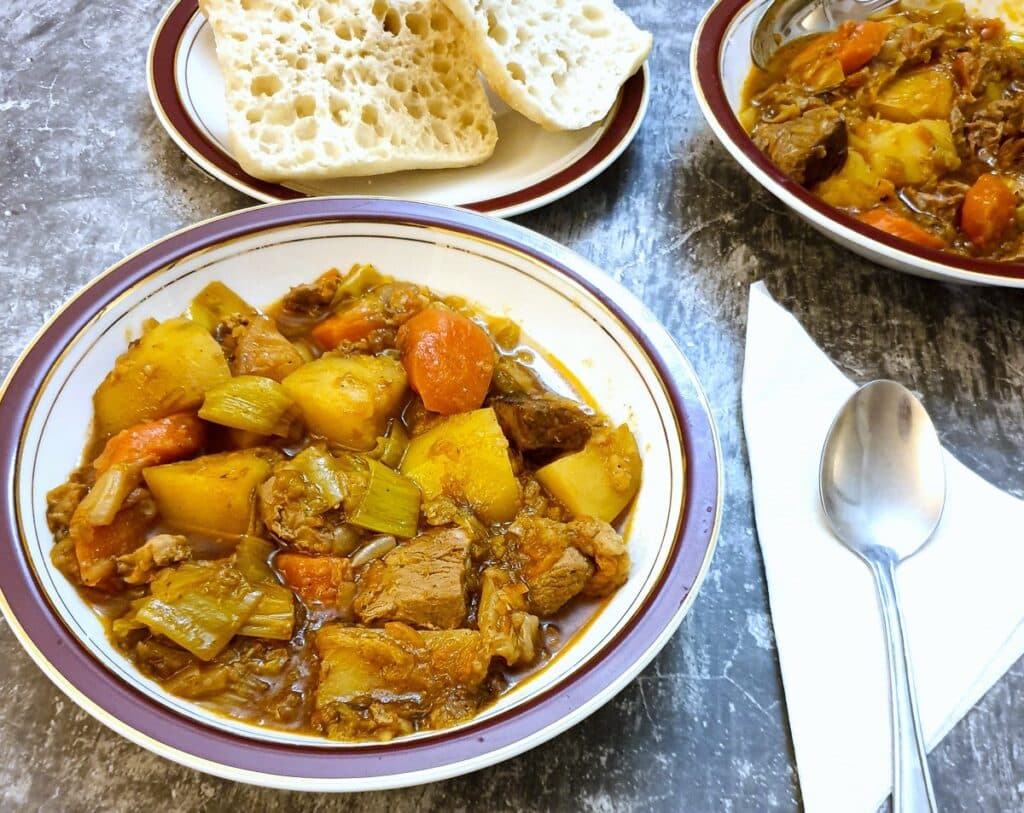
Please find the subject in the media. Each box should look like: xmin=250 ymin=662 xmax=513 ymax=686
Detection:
xmin=742 ymin=282 xmax=1024 ymax=813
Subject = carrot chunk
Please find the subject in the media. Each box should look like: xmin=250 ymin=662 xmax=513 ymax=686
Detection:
xmin=961 ymin=173 xmax=1016 ymax=248
xmin=833 ymin=21 xmax=890 ymax=74
xmin=93 ymin=413 xmax=206 ymax=473
xmin=858 ymin=209 xmax=947 ymax=250
xmin=276 ymin=553 xmax=352 ymax=605
xmin=310 ymin=302 xmax=384 ymax=350
xmin=397 ymin=307 xmax=495 ymax=415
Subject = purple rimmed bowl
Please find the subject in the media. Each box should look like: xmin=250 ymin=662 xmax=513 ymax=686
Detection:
xmin=690 ymin=0 xmax=1024 ymax=286
xmin=0 ymin=198 xmax=722 ymax=791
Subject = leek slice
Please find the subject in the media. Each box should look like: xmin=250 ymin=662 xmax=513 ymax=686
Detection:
xmin=367 ymin=421 xmax=409 ymax=469
xmin=199 ymin=376 xmax=298 ymax=437
xmin=187 ymin=282 xmax=255 ymax=332
xmin=134 ymin=561 xmax=262 ymax=660
xmin=287 ymin=446 xmax=348 ymax=509
xmin=233 ymin=536 xmax=294 ymax=640
xmin=348 ymin=459 xmax=421 ymax=538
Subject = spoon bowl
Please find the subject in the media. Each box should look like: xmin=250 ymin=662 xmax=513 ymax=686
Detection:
xmin=751 ymin=0 xmax=898 ymax=68
xmin=820 ymin=379 xmax=944 ymax=813
xmin=820 ymin=379 xmax=946 ymax=560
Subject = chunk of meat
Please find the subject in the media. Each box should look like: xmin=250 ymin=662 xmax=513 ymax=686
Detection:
xmin=491 ymin=394 xmax=592 ymax=458
xmin=876 ymin=22 xmax=944 ymax=70
xmin=506 ymin=516 xmax=594 ymax=615
xmin=505 ymin=515 xmax=630 ymax=613
xmin=570 ymin=517 xmax=630 ymax=597
xmin=900 ymin=180 xmax=970 ymax=225
xmin=116 ymin=533 xmax=191 ymax=585
xmin=258 ymin=467 xmax=361 ymax=555
xmin=280 ymin=268 xmax=341 ymax=320
xmin=313 ymin=621 xmax=489 ymax=740
xmin=46 ymin=467 xmax=92 ymax=540
xmin=354 ymin=528 xmax=470 ymax=629
xmin=963 ymin=97 xmax=1024 ymax=170
xmin=477 ymin=566 xmax=540 ymax=665
xmin=218 ymin=315 xmax=304 ymax=382
xmin=753 ymin=107 xmax=848 ymax=186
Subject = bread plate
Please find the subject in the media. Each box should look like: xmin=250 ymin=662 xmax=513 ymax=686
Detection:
xmin=691 ymin=0 xmax=1024 ymax=286
xmin=148 ymin=0 xmax=650 ymax=217
xmin=0 ymin=198 xmax=721 ymax=791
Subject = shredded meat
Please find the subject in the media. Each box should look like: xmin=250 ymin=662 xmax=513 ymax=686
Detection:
xmin=877 ymin=23 xmax=945 ymax=70
xmin=46 ymin=467 xmax=92 ymax=540
xmin=116 ymin=534 xmax=192 ymax=585
xmin=354 ymin=528 xmax=471 ymax=629
xmin=901 ymin=179 xmax=970 ymax=224
xmin=477 ymin=566 xmax=539 ymax=666
xmin=963 ymin=97 xmax=1024 ymax=170
xmin=491 ymin=393 xmax=593 ymax=459
xmin=258 ymin=468 xmax=361 ymax=555
xmin=218 ymin=314 xmax=304 ymax=382
xmin=281 ymin=269 xmax=341 ymax=320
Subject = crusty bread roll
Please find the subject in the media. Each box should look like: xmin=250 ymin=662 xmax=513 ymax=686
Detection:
xmin=199 ymin=0 xmax=497 ymax=181
xmin=439 ymin=0 xmax=652 ymax=131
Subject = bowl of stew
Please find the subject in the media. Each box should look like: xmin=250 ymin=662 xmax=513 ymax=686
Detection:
xmin=691 ymin=0 xmax=1024 ymax=284
xmin=0 ymin=198 xmax=721 ymax=790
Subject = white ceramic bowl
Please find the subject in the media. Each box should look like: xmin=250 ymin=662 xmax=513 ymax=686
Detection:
xmin=0 ymin=198 xmax=722 ymax=791
xmin=691 ymin=0 xmax=1024 ymax=286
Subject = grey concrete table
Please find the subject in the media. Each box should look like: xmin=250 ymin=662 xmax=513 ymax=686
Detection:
xmin=2 ymin=1 xmax=1022 ymax=810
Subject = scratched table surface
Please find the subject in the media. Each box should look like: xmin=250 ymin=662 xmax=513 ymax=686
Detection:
xmin=2 ymin=1 xmax=1023 ymax=810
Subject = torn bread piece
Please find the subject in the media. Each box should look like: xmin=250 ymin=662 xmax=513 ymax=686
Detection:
xmin=199 ymin=0 xmax=498 ymax=181
xmin=440 ymin=0 xmax=652 ymax=131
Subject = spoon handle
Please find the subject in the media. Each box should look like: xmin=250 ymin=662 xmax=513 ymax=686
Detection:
xmin=870 ymin=557 xmax=938 ymax=813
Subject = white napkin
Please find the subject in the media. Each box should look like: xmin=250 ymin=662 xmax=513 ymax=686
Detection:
xmin=742 ymin=282 xmax=1024 ymax=813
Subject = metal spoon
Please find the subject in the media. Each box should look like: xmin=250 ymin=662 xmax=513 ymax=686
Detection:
xmin=751 ymin=0 xmax=898 ymax=69
xmin=819 ymin=380 xmax=944 ymax=813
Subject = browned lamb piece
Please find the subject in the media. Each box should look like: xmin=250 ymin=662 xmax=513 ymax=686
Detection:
xmin=354 ymin=528 xmax=471 ymax=629
xmin=490 ymin=393 xmax=593 ymax=458
xmin=753 ymin=107 xmax=848 ymax=187
xmin=219 ymin=314 xmax=304 ymax=382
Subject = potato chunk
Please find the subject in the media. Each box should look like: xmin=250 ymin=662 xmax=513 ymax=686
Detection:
xmin=400 ymin=407 xmax=521 ymax=523
xmin=874 ymin=67 xmax=955 ymax=123
xmin=815 ymin=150 xmax=895 ymax=210
xmin=850 ymin=119 xmax=961 ymax=187
xmin=281 ymin=355 xmax=407 ymax=450
xmin=93 ymin=318 xmax=231 ymax=438
xmin=143 ymin=448 xmax=280 ymax=537
xmin=536 ymin=424 xmax=641 ymax=522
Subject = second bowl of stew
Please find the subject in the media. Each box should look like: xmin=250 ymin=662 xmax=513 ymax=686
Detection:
xmin=0 ymin=198 xmax=721 ymax=791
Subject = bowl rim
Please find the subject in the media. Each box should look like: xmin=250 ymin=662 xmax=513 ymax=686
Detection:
xmin=690 ymin=0 xmax=1024 ymax=286
xmin=0 ymin=197 xmax=723 ymax=791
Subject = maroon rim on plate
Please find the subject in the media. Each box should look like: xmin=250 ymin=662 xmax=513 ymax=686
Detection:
xmin=149 ymin=0 xmax=647 ymax=214
xmin=693 ymin=0 xmax=1024 ymax=281
xmin=0 ymin=198 xmax=721 ymax=786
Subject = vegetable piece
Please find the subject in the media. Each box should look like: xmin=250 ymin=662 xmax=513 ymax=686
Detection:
xmin=961 ymin=174 xmax=1017 ymax=247
xmin=310 ymin=302 xmax=384 ymax=350
xmin=335 ymin=263 xmax=385 ymax=300
xmin=143 ymin=448 xmax=280 ymax=537
xmin=849 ymin=119 xmax=961 ymax=187
xmin=72 ymin=493 xmax=155 ymax=588
xmin=873 ymin=66 xmax=955 ymax=123
xmin=93 ymin=413 xmax=207 ymax=474
xmin=347 ymin=459 xmax=421 ymax=538
xmin=314 ymin=624 xmax=420 ymax=708
xmin=477 ymin=566 xmax=539 ymax=666
xmin=397 ymin=308 xmax=495 ymax=415
xmin=276 ymin=553 xmax=352 ymax=606
xmin=831 ymin=20 xmax=890 ymax=74
xmin=134 ymin=561 xmax=262 ymax=660
xmin=285 ymin=446 xmax=350 ymax=509
xmin=199 ymin=375 xmax=299 ymax=437
xmin=233 ymin=536 xmax=294 ymax=640
xmin=350 ymin=535 xmax=397 ymax=568
xmin=814 ymin=150 xmax=895 ymax=210
xmin=536 ymin=424 xmax=642 ymax=523
xmin=93 ymin=318 xmax=231 ymax=438
xmin=76 ymin=464 xmax=140 ymax=526
xmin=858 ymin=209 xmax=947 ymax=250
xmin=281 ymin=355 xmax=407 ymax=450
xmin=367 ymin=421 xmax=409 ymax=469
xmin=400 ymin=407 xmax=522 ymax=523
xmin=186 ymin=282 xmax=256 ymax=332
xmin=787 ymin=35 xmax=846 ymax=92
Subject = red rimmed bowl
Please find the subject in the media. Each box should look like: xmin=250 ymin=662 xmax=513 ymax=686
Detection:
xmin=690 ymin=0 xmax=1024 ymax=286
xmin=0 ymin=198 xmax=722 ymax=791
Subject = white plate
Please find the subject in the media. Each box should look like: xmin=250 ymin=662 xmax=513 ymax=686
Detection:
xmin=148 ymin=0 xmax=650 ymax=217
